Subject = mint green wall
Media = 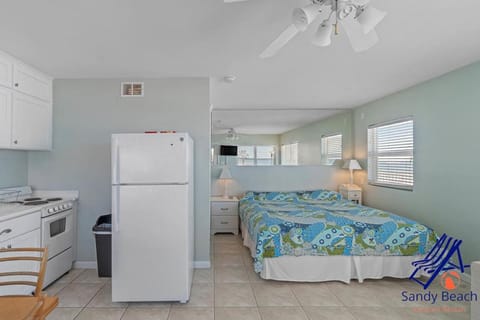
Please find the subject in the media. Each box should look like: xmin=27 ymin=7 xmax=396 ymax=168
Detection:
xmin=280 ymin=111 xmax=353 ymax=165
xmin=212 ymin=133 xmax=280 ymax=146
xmin=0 ymin=150 xmax=28 ymax=188
xmin=353 ymin=62 xmax=480 ymax=266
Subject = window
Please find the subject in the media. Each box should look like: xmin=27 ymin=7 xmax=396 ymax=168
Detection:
xmin=237 ymin=145 xmax=275 ymax=166
xmin=368 ymin=118 xmax=414 ymax=190
xmin=321 ymin=134 xmax=342 ymax=164
xmin=281 ymin=143 xmax=298 ymax=165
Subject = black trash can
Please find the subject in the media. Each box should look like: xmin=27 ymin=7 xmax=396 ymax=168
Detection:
xmin=92 ymin=214 xmax=112 ymax=277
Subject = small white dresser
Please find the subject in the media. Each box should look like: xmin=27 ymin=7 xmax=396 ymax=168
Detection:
xmin=339 ymin=184 xmax=362 ymax=205
xmin=210 ymin=196 xmax=239 ymax=235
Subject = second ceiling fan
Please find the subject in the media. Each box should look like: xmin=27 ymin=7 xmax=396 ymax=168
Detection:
xmin=225 ymin=0 xmax=387 ymax=58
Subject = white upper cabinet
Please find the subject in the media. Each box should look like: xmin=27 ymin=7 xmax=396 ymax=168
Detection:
xmin=0 ymin=49 xmax=52 ymax=151
xmin=0 ymin=53 xmax=13 ymax=88
xmin=13 ymin=62 xmax=52 ymax=102
xmin=0 ymin=87 xmax=12 ymax=148
xmin=11 ymin=92 xmax=52 ymax=150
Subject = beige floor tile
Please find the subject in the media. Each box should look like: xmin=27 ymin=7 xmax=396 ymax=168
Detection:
xmin=215 ymin=283 xmax=256 ymax=307
xmin=303 ymin=306 xmax=355 ymax=320
xmin=44 ymin=280 xmax=69 ymax=296
xmin=252 ymin=283 xmax=299 ymax=307
xmin=121 ymin=308 xmax=170 ymax=320
xmin=128 ymin=301 xmax=171 ymax=309
xmin=87 ymin=284 xmax=128 ymax=308
xmin=214 ymin=307 xmax=261 ymax=320
xmin=75 ymin=308 xmax=125 ymax=320
xmin=214 ymin=234 xmax=242 ymax=244
xmin=193 ymin=269 xmax=214 ymax=283
xmin=215 ymin=266 xmax=249 ymax=283
xmin=57 ymin=283 xmax=104 ymax=307
xmin=290 ymin=283 xmax=343 ymax=306
xmin=258 ymin=307 xmax=308 ymax=320
xmin=172 ymin=283 xmax=213 ymax=307
xmin=327 ymin=281 xmax=384 ymax=307
xmin=393 ymin=306 xmax=470 ymax=320
xmin=214 ymin=243 xmax=244 ymax=254
xmin=56 ymin=269 xmax=85 ymax=283
xmin=46 ymin=307 xmax=82 ymax=320
xmin=214 ymin=254 xmax=245 ymax=267
xmin=348 ymin=307 xmax=406 ymax=320
xmin=167 ymin=307 xmax=214 ymax=320
xmin=72 ymin=269 xmax=110 ymax=284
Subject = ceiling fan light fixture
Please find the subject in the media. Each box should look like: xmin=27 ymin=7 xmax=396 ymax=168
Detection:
xmin=312 ymin=23 xmax=333 ymax=47
xmin=357 ymin=6 xmax=387 ymax=34
xmin=292 ymin=4 xmax=322 ymax=31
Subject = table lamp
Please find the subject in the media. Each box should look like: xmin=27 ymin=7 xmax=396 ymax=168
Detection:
xmin=219 ymin=166 xmax=233 ymax=198
xmin=343 ymin=159 xmax=362 ymax=186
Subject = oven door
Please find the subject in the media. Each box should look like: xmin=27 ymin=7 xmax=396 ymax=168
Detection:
xmin=42 ymin=208 xmax=74 ymax=258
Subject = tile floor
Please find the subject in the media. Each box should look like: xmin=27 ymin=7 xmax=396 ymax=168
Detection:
xmin=46 ymin=234 xmax=471 ymax=319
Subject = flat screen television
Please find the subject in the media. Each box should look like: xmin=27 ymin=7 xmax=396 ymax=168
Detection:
xmin=220 ymin=145 xmax=238 ymax=156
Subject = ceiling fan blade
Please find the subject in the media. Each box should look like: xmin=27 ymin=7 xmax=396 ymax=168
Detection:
xmin=260 ymin=25 xmax=299 ymax=58
xmin=340 ymin=14 xmax=378 ymax=52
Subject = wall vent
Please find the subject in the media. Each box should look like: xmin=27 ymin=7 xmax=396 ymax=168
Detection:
xmin=121 ymin=82 xmax=144 ymax=97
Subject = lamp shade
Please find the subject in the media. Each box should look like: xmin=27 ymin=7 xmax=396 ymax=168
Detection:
xmin=357 ymin=6 xmax=387 ymax=34
xmin=292 ymin=4 xmax=322 ymax=31
xmin=343 ymin=159 xmax=362 ymax=170
xmin=312 ymin=23 xmax=333 ymax=47
xmin=219 ymin=167 xmax=233 ymax=180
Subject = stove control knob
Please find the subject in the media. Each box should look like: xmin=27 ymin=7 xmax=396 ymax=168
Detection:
xmin=61 ymin=205 xmax=66 ymax=209
xmin=48 ymin=208 xmax=54 ymax=213
xmin=54 ymin=207 xmax=59 ymax=212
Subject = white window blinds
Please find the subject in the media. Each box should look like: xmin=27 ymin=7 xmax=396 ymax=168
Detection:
xmin=368 ymin=118 xmax=414 ymax=190
xmin=281 ymin=143 xmax=298 ymax=165
xmin=321 ymin=134 xmax=342 ymax=164
xmin=237 ymin=145 xmax=276 ymax=166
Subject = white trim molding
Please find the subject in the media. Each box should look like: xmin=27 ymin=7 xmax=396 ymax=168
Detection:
xmin=193 ymin=261 xmax=211 ymax=269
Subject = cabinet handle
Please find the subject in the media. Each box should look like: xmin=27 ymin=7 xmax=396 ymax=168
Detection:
xmin=14 ymin=83 xmax=19 ymax=87
xmin=13 ymin=140 xmax=18 ymax=144
xmin=0 ymin=228 xmax=12 ymax=236
xmin=220 ymin=208 xmax=229 ymax=211
xmin=220 ymin=221 xmax=229 ymax=225
xmin=7 ymin=244 xmax=12 ymax=249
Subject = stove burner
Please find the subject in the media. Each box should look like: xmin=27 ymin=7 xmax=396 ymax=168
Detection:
xmin=6 ymin=201 xmax=24 ymax=204
xmin=24 ymin=197 xmax=42 ymax=201
xmin=46 ymin=197 xmax=63 ymax=202
xmin=23 ymin=200 xmax=49 ymax=206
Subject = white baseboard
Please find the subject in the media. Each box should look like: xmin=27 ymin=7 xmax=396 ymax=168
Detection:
xmin=75 ymin=260 xmax=211 ymax=269
xmin=73 ymin=261 xmax=97 ymax=269
xmin=193 ymin=261 xmax=211 ymax=269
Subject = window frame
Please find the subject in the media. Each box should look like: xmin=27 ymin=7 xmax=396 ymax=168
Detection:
xmin=237 ymin=145 xmax=276 ymax=166
xmin=367 ymin=116 xmax=415 ymax=191
xmin=280 ymin=142 xmax=298 ymax=166
xmin=320 ymin=133 xmax=343 ymax=165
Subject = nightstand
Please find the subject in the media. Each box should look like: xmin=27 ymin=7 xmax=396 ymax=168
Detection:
xmin=210 ymin=196 xmax=239 ymax=235
xmin=339 ymin=184 xmax=362 ymax=205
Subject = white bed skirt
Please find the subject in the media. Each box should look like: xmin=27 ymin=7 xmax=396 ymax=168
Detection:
xmin=241 ymin=222 xmax=425 ymax=283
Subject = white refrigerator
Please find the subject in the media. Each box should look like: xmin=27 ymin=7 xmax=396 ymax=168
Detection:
xmin=111 ymin=132 xmax=194 ymax=303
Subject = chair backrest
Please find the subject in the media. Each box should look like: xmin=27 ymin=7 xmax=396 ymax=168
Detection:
xmin=0 ymin=248 xmax=48 ymax=297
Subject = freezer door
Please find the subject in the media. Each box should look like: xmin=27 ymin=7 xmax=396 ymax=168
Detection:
xmin=112 ymin=184 xmax=191 ymax=302
xmin=112 ymin=133 xmax=190 ymax=184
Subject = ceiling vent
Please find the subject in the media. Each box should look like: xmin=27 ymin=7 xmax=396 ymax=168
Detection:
xmin=121 ymin=82 xmax=144 ymax=97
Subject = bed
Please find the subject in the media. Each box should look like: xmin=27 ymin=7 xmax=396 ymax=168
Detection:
xmin=239 ymin=189 xmax=437 ymax=283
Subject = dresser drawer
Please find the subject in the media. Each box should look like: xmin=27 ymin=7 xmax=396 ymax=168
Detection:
xmin=349 ymin=191 xmax=361 ymax=200
xmin=211 ymin=202 xmax=238 ymax=216
xmin=0 ymin=211 xmax=41 ymax=243
xmin=212 ymin=215 xmax=238 ymax=230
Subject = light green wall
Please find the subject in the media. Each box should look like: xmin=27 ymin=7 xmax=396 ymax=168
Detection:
xmin=28 ymin=78 xmax=211 ymax=263
xmin=0 ymin=150 xmax=28 ymax=188
xmin=280 ymin=111 xmax=353 ymax=165
xmin=212 ymin=133 xmax=280 ymax=146
xmin=353 ymin=61 xmax=480 ymax=266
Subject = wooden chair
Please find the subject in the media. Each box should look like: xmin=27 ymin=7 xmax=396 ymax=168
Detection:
xmin=0 ymin=248 xmax=59 ymax=320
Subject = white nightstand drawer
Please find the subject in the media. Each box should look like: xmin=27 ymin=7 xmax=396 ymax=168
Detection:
xmin=212 ymin=215 xmax=238 ymax=229
xmin=349 ymin=192 xmax=361 ymax=200
xmin=211 ymin=202 xmax=238 ymax=216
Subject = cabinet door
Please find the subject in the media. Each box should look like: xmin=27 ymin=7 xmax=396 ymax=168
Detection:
xmin=13 ymin=62 xmax=52 ymax=102
xmin=0 ymin=87 xmax=12 ymax=148
xmin=11 ymin=92 xmax=52 ymax=150
xmin=0 ymin=53 xmax=13 ymax=89
xmin=0 ymin=229 xmax=41 ymax=296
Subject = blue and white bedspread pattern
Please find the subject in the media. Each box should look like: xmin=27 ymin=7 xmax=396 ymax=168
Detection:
xmin=239 ymin=191 xmax=437 ymax=273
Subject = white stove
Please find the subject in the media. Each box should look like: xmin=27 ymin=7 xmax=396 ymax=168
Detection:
xmin=0 ymin=186 xmax=77 ymax=287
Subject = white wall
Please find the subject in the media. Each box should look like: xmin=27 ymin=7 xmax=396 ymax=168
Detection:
xmin=28 ymin=78 xmax=211 ymax=263
xmin=0 ymin=150 xmax=28 ymax=188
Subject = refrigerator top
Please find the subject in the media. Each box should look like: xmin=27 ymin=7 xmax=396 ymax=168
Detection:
xmin=112 ymin=132 xmax=191 ymax=140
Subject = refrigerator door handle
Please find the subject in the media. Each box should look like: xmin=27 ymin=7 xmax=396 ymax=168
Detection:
xmin=112 ymin=144 xmax=120 ymax=184
xmin=112 ymin=187 xmax=120 ymax=232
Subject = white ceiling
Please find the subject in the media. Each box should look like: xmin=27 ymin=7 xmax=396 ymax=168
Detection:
xmin=212 ymin=109 xmax=344 ymax=134
xmin=1 ymin=0 xmax=479 ymax=110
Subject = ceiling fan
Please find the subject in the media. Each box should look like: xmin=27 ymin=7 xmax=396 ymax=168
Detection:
xmin=224 ymin=0 xmax=387 ymax=58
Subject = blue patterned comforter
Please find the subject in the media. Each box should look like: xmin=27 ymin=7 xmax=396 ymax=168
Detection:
xmin=239 ymin=190 xmax=437 ymax=273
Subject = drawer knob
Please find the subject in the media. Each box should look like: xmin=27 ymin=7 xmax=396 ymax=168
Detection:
xmin=220 ymin=222 xmax=229 ymax=224
xmin=7 ymin=244 xmax=11 ymax=249
xmin=0 ymin=228 xmax=12 ymax=236
xmin=220 ymin=208 xmax=229 ymax=211
xmin=13 ymin=140 xmax=18 ymax=144
xmin=14 ymin=83 xmax=19 ymax=87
